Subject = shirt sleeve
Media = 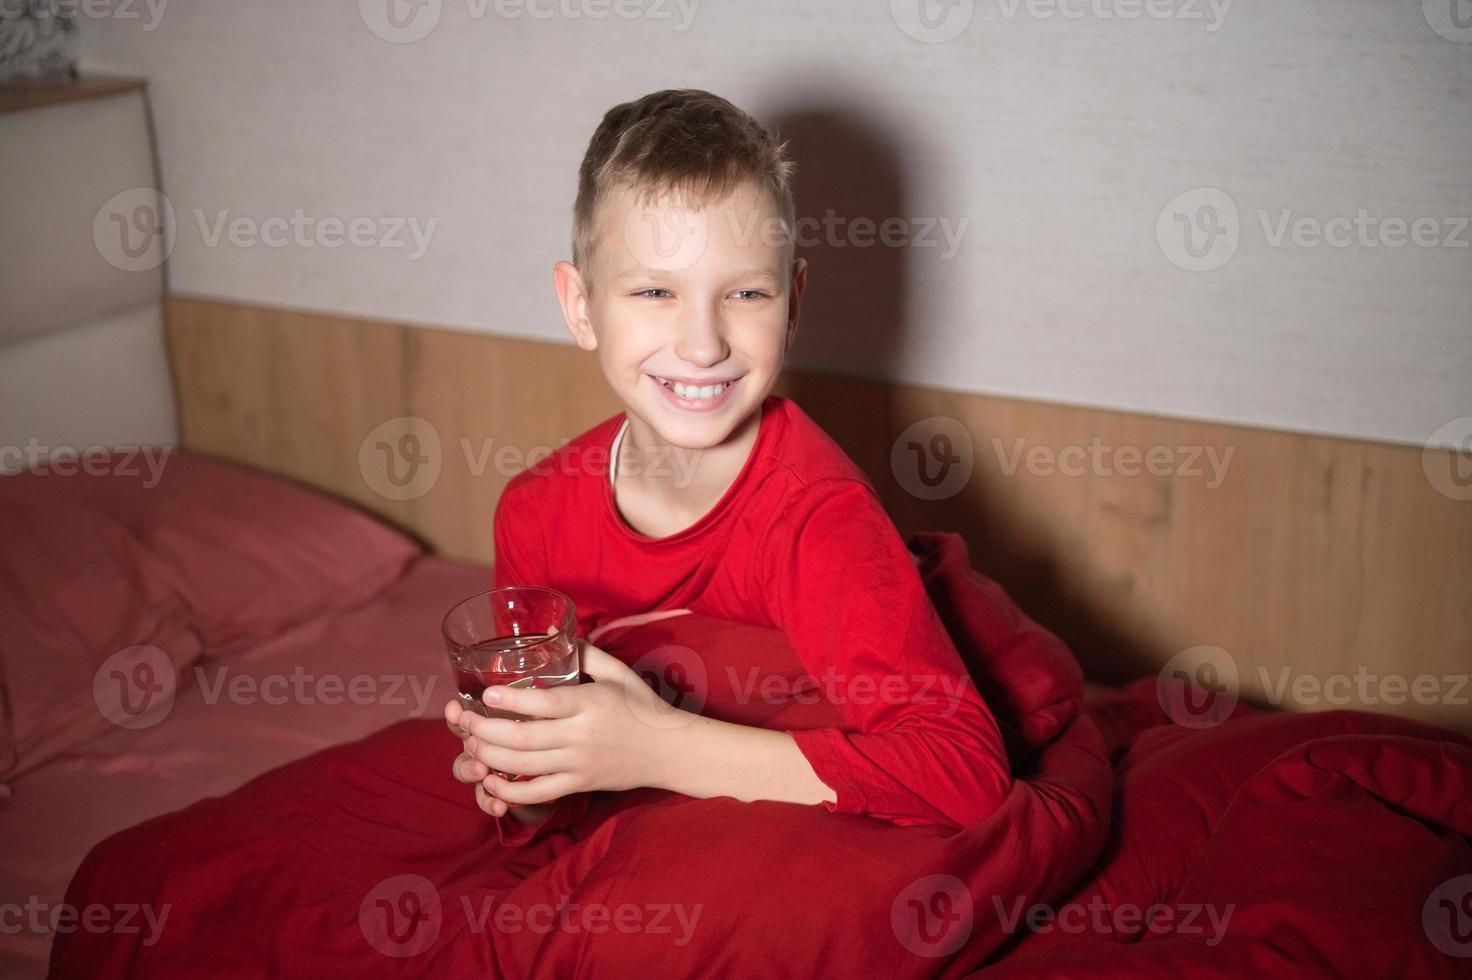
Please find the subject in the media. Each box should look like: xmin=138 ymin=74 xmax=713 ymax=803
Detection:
xmin=759 ymin=479 xmax=1012 ymax=830
xmin=490 ymin=483 xmax=543 ymax=591
xmin=487 ymin=485 xmax=594 ymax=847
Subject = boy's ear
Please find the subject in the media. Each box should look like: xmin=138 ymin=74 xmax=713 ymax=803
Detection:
xmin=553 ymin=259 xmax=598 ymax=351
xmin=785 ymin=256 xmax=808 ymax=351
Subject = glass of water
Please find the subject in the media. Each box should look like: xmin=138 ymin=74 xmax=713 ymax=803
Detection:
xmin=441 ymin=587 xmax=580 ymax=799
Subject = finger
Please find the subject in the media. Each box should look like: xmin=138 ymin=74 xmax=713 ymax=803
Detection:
xmin=468 ymin=740 xmax=567 ymax=779
xmin=474 ymin=781 xmax=507 ymax=817
xmin=463 ymin=716 xmax=563 ymax=753
xmin=452 ymin=751 xmax=489 ymax=784
xmin=482 ymin=681 xmax=578 ymax=720
xmin=576 ymin=641 xmax=626 ymax=679
xmin=458 ymin=711 xmax=521 ymax=746
xmin=483 ymin=770 xmax=580 ymax=807
xmin=444 ymin=700 xmax=469 ymax=738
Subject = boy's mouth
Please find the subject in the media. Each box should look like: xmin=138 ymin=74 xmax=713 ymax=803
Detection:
xmin=648 ymin=374 xmax=742 ymax=409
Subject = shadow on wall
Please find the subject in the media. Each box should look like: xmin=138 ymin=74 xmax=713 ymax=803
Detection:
xmin=766 ymin=98 xmax=1162 ymax=688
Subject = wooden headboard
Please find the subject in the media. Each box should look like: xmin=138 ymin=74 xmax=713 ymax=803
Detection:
xmin=164 ymin=294 xmax=1472 ymax=731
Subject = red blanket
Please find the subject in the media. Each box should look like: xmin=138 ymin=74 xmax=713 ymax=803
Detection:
xmin=50 ymin=533 xmax=1471 ymax=978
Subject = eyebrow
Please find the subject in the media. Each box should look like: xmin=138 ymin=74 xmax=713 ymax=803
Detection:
xmin=615 ymin=267 xmax=783 ymax=284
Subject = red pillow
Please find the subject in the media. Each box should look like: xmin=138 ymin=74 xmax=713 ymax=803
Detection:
xmin=3 ymin=450 xmax=421 ymax=656
xmin=0 ymin=494 xmax=203 ymax=780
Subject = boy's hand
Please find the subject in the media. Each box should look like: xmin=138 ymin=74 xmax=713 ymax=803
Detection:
xmin=453 ymin=640 xmax=689 ymax=805
xmin=446 ymin=700 xmax=556 ymax=822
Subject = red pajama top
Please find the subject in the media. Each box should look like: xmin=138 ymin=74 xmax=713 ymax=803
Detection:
xmin=488 ymin=394 xmax=1011 ymax=845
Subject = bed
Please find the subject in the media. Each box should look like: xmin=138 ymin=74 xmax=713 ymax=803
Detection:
xmin=0 ymin=452 xmax=490 ymax=978
xmin=3 ymin=453 xmax=1469 ymax=979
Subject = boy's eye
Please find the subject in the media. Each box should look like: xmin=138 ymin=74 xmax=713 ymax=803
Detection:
xmin=631 ymin=288 xmax=769 ymax=300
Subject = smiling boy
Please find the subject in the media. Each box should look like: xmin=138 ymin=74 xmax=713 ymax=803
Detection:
xmin=444 ymin=89 xmax=1011 ymax=845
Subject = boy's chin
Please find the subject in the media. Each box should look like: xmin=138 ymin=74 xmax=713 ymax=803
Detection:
xmin=630 ymin=388 xmax=758 ymax=450
xmin=640 ymin=411 xmax=740 ymax=451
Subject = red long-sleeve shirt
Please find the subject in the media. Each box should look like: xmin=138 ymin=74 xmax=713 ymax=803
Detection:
xmin=487 ymin=394 xmax=1011 ymax=845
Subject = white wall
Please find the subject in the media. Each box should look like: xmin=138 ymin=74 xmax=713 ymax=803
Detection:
xmin=80 ymin=0 xmax=1471 ymax=447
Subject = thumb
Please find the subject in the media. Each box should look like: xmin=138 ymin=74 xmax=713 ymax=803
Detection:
xmin=577 ymin=641 xmax=637 ymax=682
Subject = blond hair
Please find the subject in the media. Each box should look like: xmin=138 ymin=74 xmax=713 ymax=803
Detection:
xmin=571 ymin=88 xmax=796 ymax=296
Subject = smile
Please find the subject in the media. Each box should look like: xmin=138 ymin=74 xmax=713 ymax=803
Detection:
xmin=648 ymin=374 xmax=742 ymax=412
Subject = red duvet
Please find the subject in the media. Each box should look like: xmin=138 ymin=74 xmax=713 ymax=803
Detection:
xmin=50 ymin=533 xmax=1472 ymax=978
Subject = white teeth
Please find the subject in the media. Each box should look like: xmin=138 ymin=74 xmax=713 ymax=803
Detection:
xmin=664 ymin=379 xmax=729 ymax=401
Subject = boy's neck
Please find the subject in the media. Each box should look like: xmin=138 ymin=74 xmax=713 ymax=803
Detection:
xmin=615 ymin=404 xmax=763 ymax=511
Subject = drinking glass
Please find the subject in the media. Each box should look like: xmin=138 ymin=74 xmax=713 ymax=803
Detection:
xmin=441 ymin=587 xmax=580 ymax=802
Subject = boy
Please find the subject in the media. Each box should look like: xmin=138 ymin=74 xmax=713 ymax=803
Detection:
xmin=444 ymin=89 xmax=1011 ymax=846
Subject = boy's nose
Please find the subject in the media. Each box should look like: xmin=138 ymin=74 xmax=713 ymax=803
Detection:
xmin=673 ymin=310 xmax=730 ymax=367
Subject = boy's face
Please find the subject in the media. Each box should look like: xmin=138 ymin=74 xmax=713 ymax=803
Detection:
xmin=554 ymin=180 xmax=806 ymax=452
